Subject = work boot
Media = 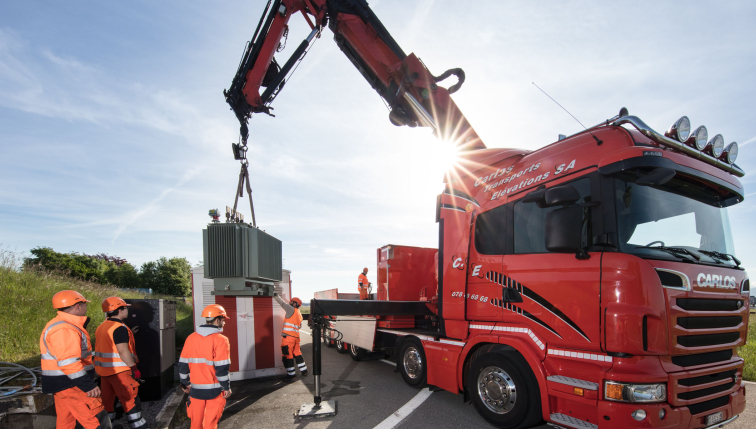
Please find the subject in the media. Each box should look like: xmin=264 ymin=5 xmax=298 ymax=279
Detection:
xmin=286 ymin=374 xmax=297 ymax=380
xmin=301 ymin=370 xmax=309 ymax=376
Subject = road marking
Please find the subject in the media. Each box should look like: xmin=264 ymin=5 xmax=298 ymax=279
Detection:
xmin=299 ymin=330 xmax=311 ymax=336
xmin=372 ymin=387 xmax=433 ymax=429
xmin=379 ymin=359 xmax=395 ymax=366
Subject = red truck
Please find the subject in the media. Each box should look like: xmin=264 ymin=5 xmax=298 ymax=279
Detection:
xmin=223 ymin=1 xmax=749 ymax=427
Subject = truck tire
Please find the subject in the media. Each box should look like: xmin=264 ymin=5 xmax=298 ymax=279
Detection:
xmin=397 ymin=337 xmax=426 ymax=387
xmin=467 ymin=350 xmax=542 ymax=429
xmin=336 ymin=340 xmax=348 ymax=354
xmin=349 ymin=343 xmax=368 ymax=361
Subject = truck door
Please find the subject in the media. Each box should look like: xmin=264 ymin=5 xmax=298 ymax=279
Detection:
xmin=500 ymin=177 xmax=602 ymax=351
xmin=467 ymin=204 xmax=508 ymax=321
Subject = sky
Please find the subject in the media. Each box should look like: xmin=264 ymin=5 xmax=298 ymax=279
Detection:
xmin=1 ymin=0 xmax=756 ymax=301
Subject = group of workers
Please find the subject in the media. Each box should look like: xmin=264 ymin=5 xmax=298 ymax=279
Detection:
xmin=40 ymin=289 xmax=307 ymax=429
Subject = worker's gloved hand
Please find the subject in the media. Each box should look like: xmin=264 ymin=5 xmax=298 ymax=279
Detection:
xmin=181 ymin=384 xmax=191 ymax=394
xmin=131 ymin=366 xmax=141 ymax=380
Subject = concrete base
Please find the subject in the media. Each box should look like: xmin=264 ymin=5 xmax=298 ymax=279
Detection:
xmin=296 ymin=400 xmax=337 ymax=419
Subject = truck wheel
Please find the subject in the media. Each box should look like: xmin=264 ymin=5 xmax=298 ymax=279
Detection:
xmin=467 ymin=350 xmax=542 ymax=429
xmin=397 ymin=337 xmax=426 ymax=387
xmin=349 ymin=343 xmax=367 ymax=361
xmin=336 ymin=340 xmax=348 ymax=354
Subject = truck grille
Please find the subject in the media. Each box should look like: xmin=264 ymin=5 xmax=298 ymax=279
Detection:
xmin=668 ymin=294 xmax=747 ymax=367
xmin=668 ymin=361 xmax=740 ymax=413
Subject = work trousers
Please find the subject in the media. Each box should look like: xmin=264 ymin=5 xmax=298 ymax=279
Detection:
xmin=281 ymin=335 xmax=307 ymax=376
xmin=359 ymin=289 xmax=368 ymax=300
xmin=101 ymin=371 xmax=146 ymax=428
xmin=187 ymin=395 xmax=226 ymax=429
xmin=54 ymin=386 xmax=112 ymax=429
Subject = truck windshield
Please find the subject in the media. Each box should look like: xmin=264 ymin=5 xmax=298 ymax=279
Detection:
xmin=613 ymin=176 xmax=737 ymax=266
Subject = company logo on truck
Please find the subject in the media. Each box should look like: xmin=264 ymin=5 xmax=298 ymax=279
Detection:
xmin=475 ymin=159 xmax=577 ymax=201
xmin=696 ymin=273 xmax=738 ymax=289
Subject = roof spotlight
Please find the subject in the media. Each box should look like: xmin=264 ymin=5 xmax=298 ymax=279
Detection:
xmin=666 ymin=116 xmax=691 ymax=143
xmin=721 ymin=142 xmax=738 ymax=164
xmin=686 ymin=125 xmax=708 ymax=150
xmin=707 ymin=134 xmax=725 ymax=158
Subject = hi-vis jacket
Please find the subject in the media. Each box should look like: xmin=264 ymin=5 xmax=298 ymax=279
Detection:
xmin=94 ymin=319 xmax=138 ymax=376
xmin=178 ymin=325 xmax=231 ymax=400
xmin=39 ymin=312 xmax=97 ymax=394
xmin=274 ymin=295 xmax=302 ymax=338
xmin=358 ymin=273 xmax=369 ymax=290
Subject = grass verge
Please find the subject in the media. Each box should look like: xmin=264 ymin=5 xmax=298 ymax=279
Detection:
xmin=0 ymin=249 xmax=192 ymax=368
xmin=739 ymin=312 xmax=756 ymax=382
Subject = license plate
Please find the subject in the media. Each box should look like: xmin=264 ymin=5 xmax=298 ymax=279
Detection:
xmin=705 ymin=411 xmax=723 ymax=426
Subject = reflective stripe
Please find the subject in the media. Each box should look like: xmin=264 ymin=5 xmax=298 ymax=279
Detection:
xmin=66 ymin=369 xmax=87 ymax=379
xmin=297 ymin=362 xmax=307 ymax=368
xmin=42 ymin=320 xmax=90 ymax=360
xmin=57 ymin=357 xmax=81 ymax=366
xmin=108 ymin=412 xmax=116 ymax=420
xmin=126 ymin=411 xmax=142 ymax=420
xmin=286 ymin=366 xmax=295 ymax=371
xmin=283 ymin=322 xmax=300 ymax=329
xmin=82 ymin=364 xmax=94 ymax=371
xmin=81 ymin=351 xmax=93 ymax=358
xmin=130 ymin=418 xmax=147 ymax=428
xmin=214 ymin=359 xmax=231 ymax=366
xmin=179 ymin=373 xmax=189 ymax=380
xmin=180 ymin=357 xmax=213 ymax=366
xmin=216 ymin=375 xmax=229 ymax=381
xmin=95 ymin=361 xmax=128 ymax=368
xmin=42 ymin=369 xmax=65 ymax=376
xmin=191 ymin=383 xmax=221 ymax=389
xmin=41 ymin=353 xmax=55 ymax=360
xmin=94 ymin=352 xmax=121 ymax=358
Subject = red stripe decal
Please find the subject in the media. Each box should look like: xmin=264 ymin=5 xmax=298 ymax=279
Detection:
xmin=215 ymin=296 xmax=239 ymax=372
xmin=253 ymin=296 xmax=275 ymax=369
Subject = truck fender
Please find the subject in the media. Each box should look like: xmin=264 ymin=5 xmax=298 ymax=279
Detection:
xmin=457 ymin=335 xmax=549 ymax=422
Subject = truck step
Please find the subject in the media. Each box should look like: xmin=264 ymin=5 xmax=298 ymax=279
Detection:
xmin=550 ymin=413 xmax=598 ymax=429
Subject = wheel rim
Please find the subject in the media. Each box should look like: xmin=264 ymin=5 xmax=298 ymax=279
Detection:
xmin=402 ymin=346 xmax=423 ymax=379
xmin=477 ymin=366 xmax=517 ymax=414
xmin=337 ymin=341 xmax=344 ymax=350
xmin=350 ymin=344 xmax=358 ymax=355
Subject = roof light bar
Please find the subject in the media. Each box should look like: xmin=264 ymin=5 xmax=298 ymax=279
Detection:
xmin=612 ymin=115 xmax=745 ymax=177
xmin=707 ymin=134 xmax=725 ymax=158
xmin=722 ymin=142 xmax=738 ymax=164
xmin=686 ymin=125 xmax=708 ymax=150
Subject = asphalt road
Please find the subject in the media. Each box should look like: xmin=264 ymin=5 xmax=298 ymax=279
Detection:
xmin=186 ymin=328 xmax=753 ymax=429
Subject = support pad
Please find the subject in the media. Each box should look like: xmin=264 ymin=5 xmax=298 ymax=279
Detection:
xmin=296 ymin=400 xmax=338 ymax=419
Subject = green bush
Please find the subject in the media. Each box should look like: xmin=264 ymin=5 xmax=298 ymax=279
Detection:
xmin=140 ymin=257 xmax=191 ymax=297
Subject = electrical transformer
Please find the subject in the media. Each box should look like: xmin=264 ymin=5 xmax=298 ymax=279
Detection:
xmin=202 ymin=222 xmax=282 ymax=296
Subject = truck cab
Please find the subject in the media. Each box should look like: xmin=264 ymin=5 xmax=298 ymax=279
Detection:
xmin=436 ymin=112 xmax=748 ymax=428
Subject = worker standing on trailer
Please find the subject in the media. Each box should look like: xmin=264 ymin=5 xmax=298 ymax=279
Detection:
xmin=94 ymin=297 xmax=146 ymax=428
xmin=39 ymin=290 xmax=111 ymax=429
xmin=358 ymin=267 xmax=371 ymax=300
xmin=273 ymin=294 xmax=309 ymax=379
xmin=178 ymin=304 xmax=232 ymax=429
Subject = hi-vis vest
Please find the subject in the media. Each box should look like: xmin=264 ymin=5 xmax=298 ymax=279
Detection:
xmin=39 ymin=313 xmax=95 ymax=394
xmin=94 ymin=319 xmax=138 ymax=376
xmin=283 ymin=309 xmax=303 ymax=338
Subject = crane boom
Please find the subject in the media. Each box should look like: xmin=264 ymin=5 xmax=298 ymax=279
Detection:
xmin=224 ymin=0 xmax=485 ymax=150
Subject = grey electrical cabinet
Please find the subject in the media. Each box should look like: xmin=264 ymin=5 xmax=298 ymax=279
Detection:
xmin=202 ymin=222 xmax=282 ymax=296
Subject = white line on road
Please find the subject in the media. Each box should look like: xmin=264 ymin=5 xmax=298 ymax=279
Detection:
xmin=379 ymin=359 xmax=395 ymax=366
xmin=299 ymin=330 xmax=311 ymax=336
xmin=372 ymin=387 xmax=433 ymax=429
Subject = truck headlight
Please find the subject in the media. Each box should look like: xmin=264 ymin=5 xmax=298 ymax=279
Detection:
xmin=666 ymin=116 xmax=691 ymax=143
xmin=604 ymin=381 xmax=667 ymax=403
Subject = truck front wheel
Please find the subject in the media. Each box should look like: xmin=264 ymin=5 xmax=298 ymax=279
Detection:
xmin=349 ymin=343 xmax=368 ymax=361
xmin=467 ymin=350 xmax=542 ymax=429
xmin=397 ymin=337 xmax=426 ymax=387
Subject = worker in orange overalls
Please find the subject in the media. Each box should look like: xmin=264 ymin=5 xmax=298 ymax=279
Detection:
xmin=178 ymin=304 xmax=232 ymax=429
xmin=273 ymin=294 xmax=308 ymax=379
xmin=39 ymin=290 xmax=111 ymax=429
xmin=94 ymin=297 xmax=146 ymax=428
xmin=358 ymin=267 xmax=371 ymax=300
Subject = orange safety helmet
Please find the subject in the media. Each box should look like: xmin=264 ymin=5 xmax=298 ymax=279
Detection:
xmin=290 ymin=297 xmax=302 ymax=308
xmin=201 ymin=304 xmax=230 ymax=319
xmin=363 ymin=267 xmax=369 ymax=273
xmin=52 ymin=290 xmax=90 ymax=309
xmin=101 ymin=296 xmax=131 ymax=313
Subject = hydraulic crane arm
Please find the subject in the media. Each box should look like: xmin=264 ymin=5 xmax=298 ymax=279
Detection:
xmin=224 ymin=0 xmax=486 ymax=150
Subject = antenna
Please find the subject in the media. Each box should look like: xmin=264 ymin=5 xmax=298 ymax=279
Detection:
xmin=532 ymin=82 xmax=586 ymax=129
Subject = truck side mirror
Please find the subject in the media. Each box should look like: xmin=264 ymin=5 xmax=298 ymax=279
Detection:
xmin=544 ymin=185 xmax=580 ymax=207
xmin=545 ymin=205 xmax=582 ymax=253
